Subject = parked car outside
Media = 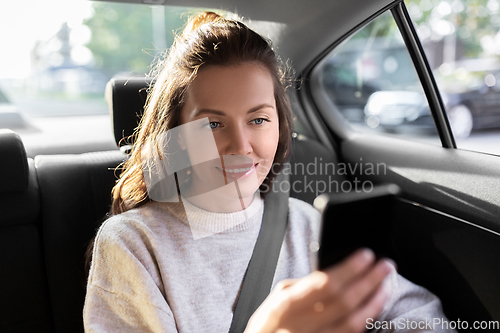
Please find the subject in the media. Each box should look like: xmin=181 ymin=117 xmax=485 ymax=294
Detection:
xmin=364 ymin=68 xmax=500 ymax=138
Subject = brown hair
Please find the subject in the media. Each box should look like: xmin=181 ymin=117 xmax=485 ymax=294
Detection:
xmin=112 ymin=11 xmax=293 ymax=215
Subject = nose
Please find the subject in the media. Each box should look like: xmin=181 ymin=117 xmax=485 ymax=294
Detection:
xmin=222 ymin=125 xmax=253 ymax=156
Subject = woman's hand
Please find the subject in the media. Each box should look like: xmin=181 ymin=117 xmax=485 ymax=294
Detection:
xmin=244 ymin=249 xmax=393 ymax=333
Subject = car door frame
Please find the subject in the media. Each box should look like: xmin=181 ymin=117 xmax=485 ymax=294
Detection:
xmin=296 ymin=0 xmax=500 ymax=324
xmin=300 ymin=0 xmax=500 ymax=236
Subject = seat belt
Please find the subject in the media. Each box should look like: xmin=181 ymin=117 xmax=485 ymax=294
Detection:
xmin=228 ymin=167 xmax=290 ymax=333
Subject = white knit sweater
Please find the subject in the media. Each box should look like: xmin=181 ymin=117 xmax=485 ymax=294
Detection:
xmin=84 ymin=195 xmax=453 ymax=332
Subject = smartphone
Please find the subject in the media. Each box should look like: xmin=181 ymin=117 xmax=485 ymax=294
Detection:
xmin=313 ymin=184 xmax=401 ymax=271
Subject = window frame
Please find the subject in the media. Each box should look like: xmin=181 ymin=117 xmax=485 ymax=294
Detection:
xmin=301 ymin=0 xmax=457 ymax=149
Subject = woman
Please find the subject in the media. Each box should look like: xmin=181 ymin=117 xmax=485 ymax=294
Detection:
xmin=84 ymin=12 xmax=452 ymax=333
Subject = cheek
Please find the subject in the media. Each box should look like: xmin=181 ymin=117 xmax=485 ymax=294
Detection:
xmin=253 ymin=128 xmax=279 ymax=184
xmin=212 ymin=133 xmax=225 ymax=155
xmin=258 ymin=125 xmax=280 ymax=161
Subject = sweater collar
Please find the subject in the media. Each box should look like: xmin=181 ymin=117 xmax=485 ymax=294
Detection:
xmin=161 ymin=192 xmax=264 ymax=239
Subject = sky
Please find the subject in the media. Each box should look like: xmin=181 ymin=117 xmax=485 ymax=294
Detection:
xmin=0 ymin=0 xmax=94 ymax=79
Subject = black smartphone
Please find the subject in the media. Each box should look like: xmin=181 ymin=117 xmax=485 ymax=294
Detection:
xmin=314 ymin=184 xmax=401 ymax=271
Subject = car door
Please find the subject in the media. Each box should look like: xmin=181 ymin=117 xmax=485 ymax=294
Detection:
xmin=298 ymin=0 xmax=500 ymax=329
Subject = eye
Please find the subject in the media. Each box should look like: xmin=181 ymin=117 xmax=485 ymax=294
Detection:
xmin=251 ymin=118 xmax=269 ymax=125
xmin=203 ymin=121 xmax=220 ymax=130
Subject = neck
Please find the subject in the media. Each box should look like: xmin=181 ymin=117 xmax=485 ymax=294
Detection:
xmin=182 ymin=184 xmax=256 ymax=213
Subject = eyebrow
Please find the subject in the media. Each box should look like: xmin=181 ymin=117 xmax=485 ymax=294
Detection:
xmin=193 ymin=103 xmax=275 ymax=117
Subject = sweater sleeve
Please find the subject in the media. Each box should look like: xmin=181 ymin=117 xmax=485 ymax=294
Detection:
xmin=373 ymin=266 xmax=457 ymax=333
xmin=83 ymin=216 xmax=177 ymax=333
xmin=287 ymin=198 xmax=456 ymax=333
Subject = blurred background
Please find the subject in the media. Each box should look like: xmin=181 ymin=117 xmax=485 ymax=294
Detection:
xmin=1 ymin=0 xmax=500 ymax=156
xmin=321 ymin=0 xmax=500 ymax=155
xmin=408 ymin=0 xmax=500 ymax=152
xmin=0 ymin=1 xmax=194 ymax=156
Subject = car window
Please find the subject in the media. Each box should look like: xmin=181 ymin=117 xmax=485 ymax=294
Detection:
xmin=0 ymin=89 xmax=9 ymax=104
xmin=317 ymin=10 xmax=441 ymax=146
xmin=407 ymin=0 xmax=500 ymax=156
xmin=0 ymin=1 xmax=209 ymax=157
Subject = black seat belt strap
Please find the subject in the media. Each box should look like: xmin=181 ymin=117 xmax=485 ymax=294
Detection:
xmin=229 ymin=167 xmax=290 ymax=333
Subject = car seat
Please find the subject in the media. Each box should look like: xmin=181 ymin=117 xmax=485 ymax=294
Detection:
xmin=0 ymin=129 xmax=54 ymax=332
xmin=34 ymin=150 xmax=126 ymax=332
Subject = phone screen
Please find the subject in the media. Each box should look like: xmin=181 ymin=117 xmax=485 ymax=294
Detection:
xmin=315 ymin=184 xmax=401 ymax=271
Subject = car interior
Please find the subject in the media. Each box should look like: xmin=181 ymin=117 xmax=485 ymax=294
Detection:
xmin=2 ymin=0 xmax=500 ymax=332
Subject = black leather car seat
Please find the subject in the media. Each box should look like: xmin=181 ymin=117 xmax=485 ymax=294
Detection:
xmin=34 ymin=150 xmax=126 ymax=332
xmin=0 ymin=130 xmax=54 ymax=332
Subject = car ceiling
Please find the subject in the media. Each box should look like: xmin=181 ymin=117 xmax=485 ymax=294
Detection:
xmin=98 ymin=0 xmax=395 ymax=73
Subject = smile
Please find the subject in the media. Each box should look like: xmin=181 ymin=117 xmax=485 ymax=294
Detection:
xmin=217 ymin=166 xmax=252 ymax=173
xmin=216 ymin=163 xmax=258 ymax=176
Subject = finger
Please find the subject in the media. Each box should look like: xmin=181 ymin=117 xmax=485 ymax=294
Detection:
xmin=246 ymin=279 xmax=301 ymax=332
xmin=343 ymin=259 xmax=392 ymax=306
xmin=272 ymin=249 xmax=377 ymax=331
xmin=384 ymin=258 xmax=397 ymax=271
xmin=329 ymin=283 xmax=389 ymax=333
xmin=311 ymin=248 xmax=377 ymax=301
xmin=285 ymin=249 xmax=376 ymax=307
xmin=273 ymin=278 xmax=299 ymax=291
xmin=327 ymin=259 xmax=392 ymax=319
xmin=311 ymin=259 xmax=392 ymax=329
xmin=326 ymin=248 xmax=377 ymax=290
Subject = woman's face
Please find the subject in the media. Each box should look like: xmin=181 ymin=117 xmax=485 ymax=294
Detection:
xmin=179 ymin=62 xmax=279 ymax=211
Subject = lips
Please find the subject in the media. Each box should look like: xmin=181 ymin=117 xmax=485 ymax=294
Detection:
xmin=217 ymin=163 xmax=256 ymax=173
xmin=216 ymin=162 xmax=258 ymax=179
xmin=221 ymin=167 xmax=251 ymax=173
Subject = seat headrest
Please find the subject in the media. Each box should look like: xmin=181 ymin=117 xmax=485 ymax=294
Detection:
xmin=105 ymin=77 xmax=154 ymax=147
xmin=0 ymin=129 xmax=28 ymax=193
